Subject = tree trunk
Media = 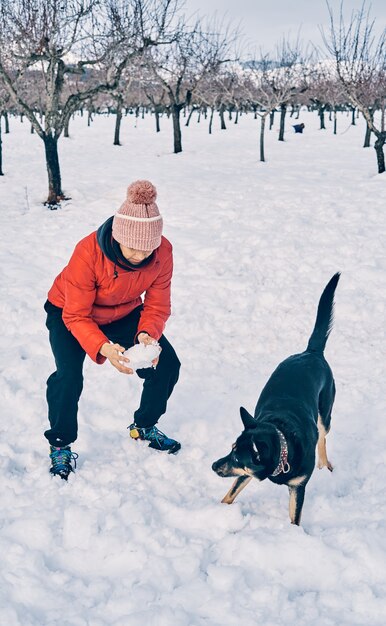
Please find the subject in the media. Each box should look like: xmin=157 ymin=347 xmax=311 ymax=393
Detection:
xmin=364 ymin=124 xmax=372 ymax=148
xmin=30 ymin=124 xmax=35 ymax=134
xmin=333 ymin=109 xmax=337 ymax=135
xmin=374 ymin=134 xmax=386 ymax=174
xmin=319 ymin=106 xmax=326 ymax=130
xmin=219 ymin=106 xmax=226 ymax=130
xmin=234 ymin=110 xmax=239 ymax=124
xmin=87 ymin=109 xmax=93 ymax=127
xmin=363 ymin=110 xmax=373 ymax=148
xmin=43 ymin=134 xmax=64 ymax=206
xmin=64 ymin=113 xmax=71 ymax=138
xmin=114 ymin=96 xmax=123 ymax=146
xmin=172 ymin=104 xmax=182 ymax=153
xmin=260 ymin=115 xmax=266 ymax=162
xmin=0 ymin=118 xmax=3 ymax=175
xmin=4 ymin=112 xmax=9 ymax=133
xmin=269 ymin=110 xmax=275 ymax=129
xmin=185 ymin=108 xmax=195 ymax=127
xmin=278 ymin=103 xmax=286 ymax=141
xmin=155 ymin=109 xmax=161 ymax=133
xmin=351 ymin=107 xmax=356 ymax=125
xmin=208 ymin=108 xmax=214 ymax=135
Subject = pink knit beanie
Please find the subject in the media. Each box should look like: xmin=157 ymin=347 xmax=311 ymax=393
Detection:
xmin=112 ymin=180 xmax=163 ymax=250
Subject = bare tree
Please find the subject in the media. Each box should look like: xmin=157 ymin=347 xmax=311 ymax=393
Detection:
xmin=243 ymin=48 xmax=308 ymax=161
xmin=243 ymin=59 xmax=282 ymax=162
xmin=323 ymin=2 xmax=386 ymax=173
xmin=111 ymin=74 xmax=137 ymax=145
xmin=195 ymin=69 xmax=240 ymax=135
xmin=307 ymin=63 xmax=346 ymax=134
xmin=260 ymin=37 xmax=310 ymax=142
xmin=143 ymin=83 xmax=168 ymax=133
xmin=133 ymin=61 xmax=168 ymax=132
xmin=0 ymin=0 xmax=179 ymax=205
xmin=144 ymin=17 xmax=236 ymax=153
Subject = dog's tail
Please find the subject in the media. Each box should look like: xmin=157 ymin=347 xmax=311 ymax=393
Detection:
xmin=306 ymin=273 xmax=340 ymax=354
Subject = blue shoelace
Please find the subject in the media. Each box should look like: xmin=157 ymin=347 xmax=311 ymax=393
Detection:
xmin=143 ymin=426 xmax=172 ymax=444
xmin=50 ymin=447 xmax=78 ymax=473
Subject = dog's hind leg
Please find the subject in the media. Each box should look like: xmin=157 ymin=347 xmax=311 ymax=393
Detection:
xmin=317 ymin=379 xmax=335 ymax=471
xmin=317 ymin=415 xmax=333 ymax=471
xmin=221 ymin=475 xmax=252 ymax=504
xmin=288 ymin=485 xmax=305 ymax=525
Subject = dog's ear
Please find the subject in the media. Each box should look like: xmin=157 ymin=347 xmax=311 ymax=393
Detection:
xmin=240 ymin=406 xmax=256 ymax=430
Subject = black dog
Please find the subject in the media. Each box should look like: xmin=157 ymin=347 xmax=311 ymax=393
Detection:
xmin=212 ymin=273 xmax=340 ymax=525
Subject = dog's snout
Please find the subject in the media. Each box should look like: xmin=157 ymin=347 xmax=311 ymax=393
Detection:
xmin=212 ymin=450 xmax=236 ymax=476
xmin=212 ymin=459 xmax=228 ymax=477
xmin=212 ymin=459 xmax=226 ymax=475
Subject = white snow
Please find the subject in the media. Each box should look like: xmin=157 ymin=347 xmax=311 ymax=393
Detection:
xmin=124 ymin=343 xmax=161 ymax=370
xmin=0 ymin=109 xmax=386 ymax=625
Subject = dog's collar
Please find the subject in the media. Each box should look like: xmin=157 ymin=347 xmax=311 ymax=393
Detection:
xmin=271 ymin=429 xmax=291 ymax=477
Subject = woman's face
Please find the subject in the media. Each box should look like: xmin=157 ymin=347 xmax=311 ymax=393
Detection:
xmin=119 ymin=245 xmax=153 ymax=265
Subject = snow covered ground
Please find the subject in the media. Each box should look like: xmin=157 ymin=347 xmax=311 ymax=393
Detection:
xmin=0 ymin=109 xmax=385 ymax=626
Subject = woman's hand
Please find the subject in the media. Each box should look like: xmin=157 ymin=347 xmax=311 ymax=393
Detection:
xmin=99 ymin=342 xmax=133 ymax=374
xmin=137 ymin=333 xmax=161 ymax=366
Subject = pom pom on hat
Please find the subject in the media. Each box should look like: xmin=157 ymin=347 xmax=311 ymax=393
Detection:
xmin=127 ymin=180 xmax=157 ymax=204
xmin=112 ymin=179 xmax=163 ymax=251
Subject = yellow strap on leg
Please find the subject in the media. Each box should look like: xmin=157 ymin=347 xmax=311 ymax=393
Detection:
xmin=130 ymin=428 xmax=140 ymax=439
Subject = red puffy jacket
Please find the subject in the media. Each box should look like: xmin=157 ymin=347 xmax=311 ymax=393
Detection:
xmin=48 ymin=233 xmax=173 ymax=364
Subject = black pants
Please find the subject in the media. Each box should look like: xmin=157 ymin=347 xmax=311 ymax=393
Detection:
xmin=44 ymin=300 xmax=180 ymax=447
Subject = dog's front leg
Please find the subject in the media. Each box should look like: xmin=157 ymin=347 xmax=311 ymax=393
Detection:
xmin=221 ymin=475 xmax=252 ymax=504
xmin=288 ymin=485 xmax=306 ymax=525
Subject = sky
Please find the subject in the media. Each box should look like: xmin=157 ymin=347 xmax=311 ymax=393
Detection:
xmin=184 ymin=0 xmax=386 ymax=53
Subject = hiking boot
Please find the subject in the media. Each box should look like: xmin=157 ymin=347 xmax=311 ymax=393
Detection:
xmin=49 ymin=445 xmax=78 ymax=480
xmin=129 ymin=423 xmax=181 ymax=454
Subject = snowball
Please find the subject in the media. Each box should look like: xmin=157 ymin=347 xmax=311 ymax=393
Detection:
xmin=124 ymin=342 xmax=161 ymax=370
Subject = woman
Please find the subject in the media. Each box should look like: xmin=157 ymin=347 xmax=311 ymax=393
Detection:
xmin=44 ymin=180 xmax=181 ymax=480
